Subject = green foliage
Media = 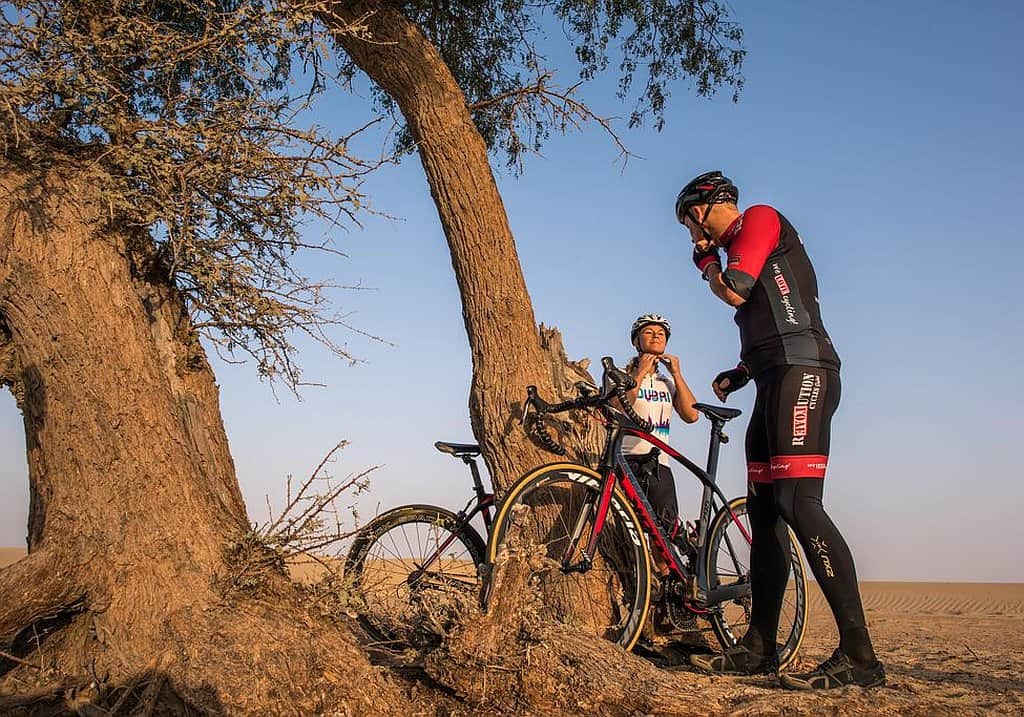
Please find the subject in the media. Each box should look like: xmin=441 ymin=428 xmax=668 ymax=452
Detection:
xmin=1 ymin=0 xmax=382 ymax=387
xmin=0 ymin=0 xmax=745 ymax=383
xmin=342 ymin=0 xmax=744 ymax=167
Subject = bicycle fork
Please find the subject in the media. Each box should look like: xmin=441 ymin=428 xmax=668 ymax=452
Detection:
xmin=560 ymin=501 xmax=595 ymax=574
xmin=559 ymin=468 xmax=618 ymax=574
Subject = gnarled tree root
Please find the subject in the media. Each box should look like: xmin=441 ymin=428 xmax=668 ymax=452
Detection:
xmin=0 ymin=567 xmax=409 ymax=715
xmin=424 ymin=548 xmax=740 ymax=716
xmin=0 ymin=550 xmax=85 ymax=650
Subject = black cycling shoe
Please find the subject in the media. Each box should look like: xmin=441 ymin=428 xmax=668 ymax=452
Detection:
xmin=779 ymin=648 xmax=886 ymax=690
xmin=688 ymin=643 xmax=778 ymax=675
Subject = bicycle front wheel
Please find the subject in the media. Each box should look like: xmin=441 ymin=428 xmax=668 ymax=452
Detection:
xmin=486 ymin=463 xmax=651 ymax=650
xmin=704 ymin=496 xmax=808 ymax=670
xmin=345 ymin=504 xmax=486 ymax=643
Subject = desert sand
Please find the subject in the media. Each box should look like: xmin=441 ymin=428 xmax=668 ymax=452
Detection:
xmin=0 ymin=548 xmax=23 ymax=569
xmin=786 ymin=581 xmax=1023 ymax=715
xmin=2 ymin=547 xmax=1020 ymax=714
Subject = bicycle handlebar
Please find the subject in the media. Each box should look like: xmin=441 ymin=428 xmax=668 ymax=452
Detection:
xmin=523 ymin=356 xmax=654 ymax=454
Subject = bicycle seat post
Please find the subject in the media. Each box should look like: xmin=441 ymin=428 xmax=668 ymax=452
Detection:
xmin=464 ymin=455 xmax=488 ymax=501
xmin=705 ymin=418 xmax=727 ymax=480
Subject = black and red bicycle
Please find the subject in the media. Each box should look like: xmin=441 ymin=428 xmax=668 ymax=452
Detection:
xmin=484 ymin=356 xmax=808 ymax=669
xmin=344 ymin=441 xmax=494 ymax=643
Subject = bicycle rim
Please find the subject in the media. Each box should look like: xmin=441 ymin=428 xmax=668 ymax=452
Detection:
xmin=487 ymin=463 xmax=651 ymax=650
xmin=705 ymin=496 xmax=808 ymax=670
xmin=346 ymin=505 xmax=486 ymax=643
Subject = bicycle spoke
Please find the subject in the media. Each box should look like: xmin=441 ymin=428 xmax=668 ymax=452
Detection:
xmin=705 ymin=498 xmax=807 ymax=669
xmin=492 ymin=470 xmax=648 ymax=645
xmin=348 ymin=510 xmax=485 ymax=643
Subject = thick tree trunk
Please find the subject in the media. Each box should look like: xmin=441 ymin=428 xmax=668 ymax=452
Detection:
xmin=0 ymin=163 xmax=244 ymax=637
xmin=0 ymin=162 xmax=403 ymax=713
xmin=328 ymin=2 xmax=602 ymax=492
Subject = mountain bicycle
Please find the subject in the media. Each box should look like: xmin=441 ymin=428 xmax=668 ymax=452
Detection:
xmin=344 ymin=441 xmax=493 ymax=642
xmin=484 ymin=356 xmax=808 ymax=670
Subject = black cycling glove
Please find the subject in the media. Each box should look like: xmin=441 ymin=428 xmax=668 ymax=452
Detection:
xmin=692 ymin=244 xmax=721 ymax=279
xmin=713 ymin=362 xmax=751 ymax=399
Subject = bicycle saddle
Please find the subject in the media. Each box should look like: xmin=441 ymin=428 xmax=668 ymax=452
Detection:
xmin=434 ymin=441 xmax=481 ymax=457
xmin=693 ymin=402 xmax=743 ymax=422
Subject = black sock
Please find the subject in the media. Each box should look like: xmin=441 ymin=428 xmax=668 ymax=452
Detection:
xmin=840 ymin=627 xmax=877 ymax=666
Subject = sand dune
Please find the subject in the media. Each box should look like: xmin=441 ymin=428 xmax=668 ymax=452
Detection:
xmin=808 ymin=581 xmax=1024 ymax=617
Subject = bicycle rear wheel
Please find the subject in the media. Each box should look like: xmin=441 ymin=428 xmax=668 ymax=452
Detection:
xmin=345 ymin=504 xmax=486 ymax=643
xmin=486 ymin=463 xmax=651 ymax=650
xmin=704 ymin=496 xmax=808 ymax=670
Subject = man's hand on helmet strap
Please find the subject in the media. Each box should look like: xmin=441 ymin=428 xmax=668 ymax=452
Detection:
xmin=712 ymin=363 xmax=751 ymax=402
xmin=692 ymin=244 xmax=721 ymax=279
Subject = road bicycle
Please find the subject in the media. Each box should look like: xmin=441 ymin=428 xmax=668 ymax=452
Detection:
xmin=484 ymin=356 xmax=808 ymax=669
xmin=344 ymin=441 xmax=493 ymax=642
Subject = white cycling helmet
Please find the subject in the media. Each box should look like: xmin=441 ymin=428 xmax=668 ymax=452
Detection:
xmin=631 ymin=313 xmax=671 ymax=347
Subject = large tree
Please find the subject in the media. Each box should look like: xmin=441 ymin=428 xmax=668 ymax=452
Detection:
xmin=322 ymin=0 xmax=744 ymax=491
xmin=0 ymin=1 xmax=404 ymax=712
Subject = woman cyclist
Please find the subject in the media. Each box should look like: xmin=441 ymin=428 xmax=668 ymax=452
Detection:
xmin=621 ymin=314 xmax=700 ymax=551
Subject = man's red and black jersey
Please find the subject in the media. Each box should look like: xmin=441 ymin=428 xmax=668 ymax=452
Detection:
xmin=720 ymin=205 xmax=840 ymax=376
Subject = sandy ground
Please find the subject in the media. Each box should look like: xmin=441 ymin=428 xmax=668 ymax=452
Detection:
xmin=2 ymin=548 xmax=1021 ymax=714
xmin=0 ymin=548 xmax=23 ymax=569
xmin=777 ymin=581 xmax=1024 ymax=715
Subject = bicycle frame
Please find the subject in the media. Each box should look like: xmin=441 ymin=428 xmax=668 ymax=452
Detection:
xmin=408 ymin=452 xmax=494 ymax=583
xmin=456 ymin=452 xmax=496 ymax=533
xmin=575 ymin=414 xmax=752 ymax=607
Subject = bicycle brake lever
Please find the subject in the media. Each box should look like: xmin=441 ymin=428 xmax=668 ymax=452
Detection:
xmin=522 ymin=385 xmax=538 ymax=424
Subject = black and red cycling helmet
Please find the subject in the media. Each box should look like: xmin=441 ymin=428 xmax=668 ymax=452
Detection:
xmin=675 ymin=171 xmax=740 ymax=225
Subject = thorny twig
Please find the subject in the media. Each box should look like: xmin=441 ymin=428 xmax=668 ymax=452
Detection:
xmin=468 ymin=71 xmax=634 ymax=166
xmin=227 ymin=440 xmax=375 ymax=593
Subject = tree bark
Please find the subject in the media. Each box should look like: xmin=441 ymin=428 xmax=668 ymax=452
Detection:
xmin=328 ymin=1 xmax=602 ymax=492
xmin=0 ymin=161 xmax=244 ymax=604
xmin=0 ymin=161 xmax=404 ymax=713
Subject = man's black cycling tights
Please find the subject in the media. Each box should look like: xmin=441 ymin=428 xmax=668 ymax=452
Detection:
xmin=745 ymin=479 xmax=876 ymax=665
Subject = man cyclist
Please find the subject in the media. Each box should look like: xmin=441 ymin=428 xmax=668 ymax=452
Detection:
xmin=622 ymin=314 xmax=700 ymax=551
xmin=677 ymin=171 xmax=885 ymax=689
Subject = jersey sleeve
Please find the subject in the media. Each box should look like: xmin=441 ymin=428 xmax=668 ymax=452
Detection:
xmin=722 ymin=205 xmax=782 ymax=299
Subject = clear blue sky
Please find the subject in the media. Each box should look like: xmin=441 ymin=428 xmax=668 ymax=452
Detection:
xmin=1 ymin=1 xmax=1021 ymax=581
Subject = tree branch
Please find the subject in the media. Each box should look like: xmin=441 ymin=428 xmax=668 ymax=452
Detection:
xmin=469 ymin=71 xmax=636 ymax=167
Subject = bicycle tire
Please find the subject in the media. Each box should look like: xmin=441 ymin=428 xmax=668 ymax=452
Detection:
xmin=486 ymin=462 xmax=651 ymax=650
xmin=345 ymin=504 xmax=487 ymax=643
xmin=704 ymin=496 xmax=808 ymax=670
